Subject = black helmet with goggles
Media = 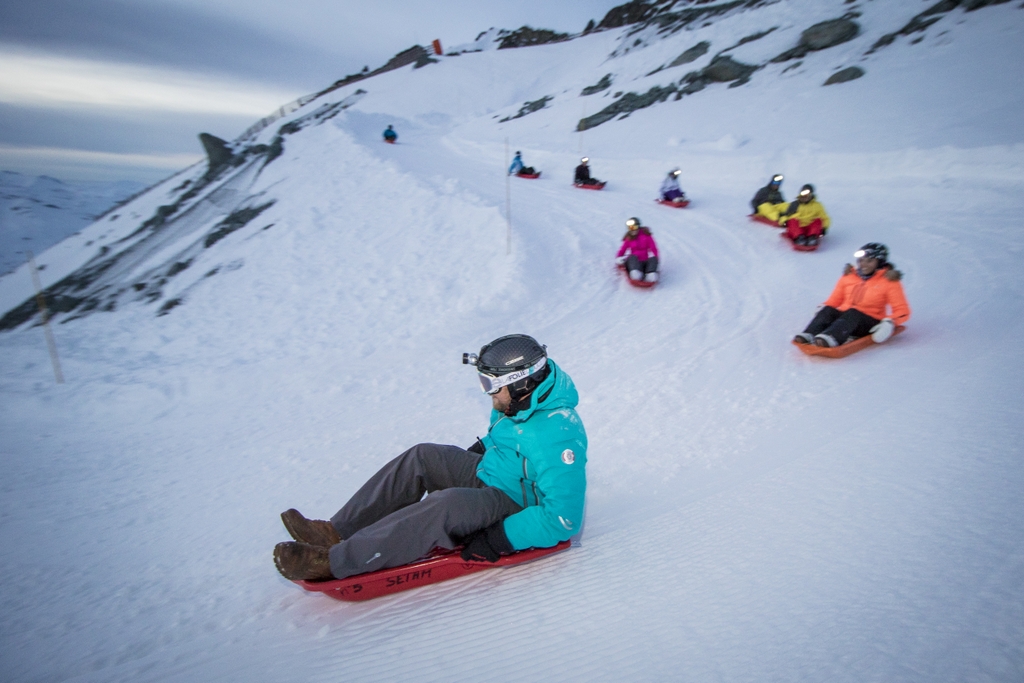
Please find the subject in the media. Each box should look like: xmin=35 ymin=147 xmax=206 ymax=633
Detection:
xmin=463 ymin=334 xmax=548 ymax=395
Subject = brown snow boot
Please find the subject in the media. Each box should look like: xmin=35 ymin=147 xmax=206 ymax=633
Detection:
xmin=280 ymin=508 xmax=341 ymax=547
xmin=274 ymin=541 xmax=334 ymax=581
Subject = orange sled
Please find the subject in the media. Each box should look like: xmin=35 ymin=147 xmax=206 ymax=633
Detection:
xmin=793 ymin=326 xmax=905 ymax=358
xmin=293 ymin=540 xmax=572 ymax=601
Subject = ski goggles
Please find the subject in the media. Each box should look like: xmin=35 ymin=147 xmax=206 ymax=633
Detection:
xmin=772 ymin=174 xmax=784 ymax=184
xmin=798 ymin=188 xmax=812 ymax=198
xmin=476 ymin=356 xmax=548 ymax=394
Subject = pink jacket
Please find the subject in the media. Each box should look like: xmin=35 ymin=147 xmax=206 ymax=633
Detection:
xmin=616 ymin=231 xmax=659 ymax=260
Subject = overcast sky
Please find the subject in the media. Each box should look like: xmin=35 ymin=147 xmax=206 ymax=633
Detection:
xmin=0 ymin=0 xmax=624 ymax=183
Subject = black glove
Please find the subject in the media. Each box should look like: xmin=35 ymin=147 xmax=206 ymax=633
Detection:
xmin=466 ymin=438 xmax=485 ymax=455
xmin=460 ymin=522 xmax=514 ymax=562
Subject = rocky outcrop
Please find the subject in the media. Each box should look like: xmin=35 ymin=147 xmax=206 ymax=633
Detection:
xmin=497 ymin=26 xmax=571 ymax=49
xmin=669 ymin=41 xmax=710 ymax=67
xmin=824 ymin=66 xmax=865 ymax=85
xmin=866 ymin=0 xmax=1011 ymax=55
xmin=199 ymin=134 xmax=234 ymax=172
xmin=577 ymin=84 xmax=677 ymax=130
xmin=581 ymin=74 xmax=614 ymax=96
xmin=500 ymin=96 xmax=553 ymax=122
xmin=772 ymin=17 xmax=860 ymax=62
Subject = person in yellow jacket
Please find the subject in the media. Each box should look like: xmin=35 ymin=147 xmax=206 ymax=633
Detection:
xmin=779 ymin=183 xmax=830 ymax=247
xmin=793 ymin=243 xmax=911 ymax=348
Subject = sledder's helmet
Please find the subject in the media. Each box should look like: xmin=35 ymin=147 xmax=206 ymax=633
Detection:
xmin=854 ymin=243 xmax=888 ymax=264
xmin=626 ymin=217 xmax=642 ymax=230
xmin=799 ymin=183 xmax=815 ymax=197
xmin=770 ymin=174 xmax=783 ymax=186
xmin=581 ymin=157 xmax=589 ymax=164
xmin=463 ymin=334 xmax=548 ymax=395
xmin=670 ymin=168 xmax=681 ymax=177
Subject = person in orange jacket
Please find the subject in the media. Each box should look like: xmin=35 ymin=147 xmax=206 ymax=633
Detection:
xmin=793 ymin=243 xmax=910 ymax=348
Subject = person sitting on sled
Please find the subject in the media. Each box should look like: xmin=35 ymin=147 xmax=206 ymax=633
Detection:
xmin=778 ymin=183 xmax=830 ymax=246
xmin=508 ymin=151 xmax=536 ymax=176
xmin=273 ymin=334 xmax=588 ymax=581
xmin=383 ymin=125 xmax=397 ymax=143
xmin=793 ymin=243 xmax=911 ymax=348
xmin=615 ymin=217 xmax=660 ymax=283
xmin=574 ymin=157 xmax=602 ymax=186
xmin=660 ymin=168 xmax=686 ymax=203
xmin=751 ymin=173 xmax=787 ymax=220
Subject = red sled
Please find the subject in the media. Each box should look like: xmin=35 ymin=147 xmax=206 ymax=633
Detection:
xmin=293 ymin=540 xmax=572 ymax=602
xmin=749 ymin=214 xmax=780 ymax=227
xmin=384 ymin=138 xmax=396 ymax=144
xmin=617 ymin=264 xmax=657 ymax=288
xmin=656 ymin=198 xmax=690 ymax=208
xmin=574 ymin=181 xmax=606 ymax=190
xmin=793 ymin=326 xmax=906 ymax=358
xmin=783 ymin=233 xmax=820 ymax=252
xmin=516 ymin=172 xmax=541 ymax=179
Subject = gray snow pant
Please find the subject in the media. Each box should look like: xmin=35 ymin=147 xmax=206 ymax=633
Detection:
xmin=327 ymin=443 xmax=523 ymax=579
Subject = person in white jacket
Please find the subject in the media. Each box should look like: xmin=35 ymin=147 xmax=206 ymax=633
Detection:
xmin=660 ymin=168 xmax=686 ymax=203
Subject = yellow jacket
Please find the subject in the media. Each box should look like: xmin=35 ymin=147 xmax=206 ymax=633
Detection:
xmin=779 ymin=199 xmax=830 ymax=231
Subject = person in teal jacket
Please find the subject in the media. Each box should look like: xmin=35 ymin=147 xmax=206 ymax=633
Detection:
xmin=273 ymin=334 xmax=587 ymax=581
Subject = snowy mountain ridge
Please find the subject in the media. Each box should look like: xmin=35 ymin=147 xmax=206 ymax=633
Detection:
xmin=1 ymin=1 xmax=1023 ymax=681
xmin=0 ymin=171 xmax=143 ymax=277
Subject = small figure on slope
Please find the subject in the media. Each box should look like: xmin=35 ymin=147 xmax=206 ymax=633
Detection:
xmin=383 ymin=125 xmax=397 ymax=143
xmin=793 ymin=243 xmax=911 ymax=348
xmin=574 ymin=157 xmax=603 ymax=187
xmin=751 ymin=174 xmax=787 ymax=221
xmin=660 ymin=168 xmax=687 ymax=204
xmin=274 ymin=334 xmax=588 ymax=581
xmin=508 ymin=151 xmax=537 ymax=176
xmin=615 ymin=217 xmax=660 ymax=283
xmin=779 ymin=184 xmax=830 ymax=247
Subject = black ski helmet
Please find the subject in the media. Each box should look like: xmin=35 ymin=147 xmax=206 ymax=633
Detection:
xmin=799 ymin=183 xmax=815 ymax=196
xmin=770 ymin=174 xmax=783 ymax=185
xmin=854 ymin=243 xmax=888 ymax=264
xmin=626 ymin=217 xmax=641 ymax=229
xmin=463 ymin=334 xmax=548 ymax=395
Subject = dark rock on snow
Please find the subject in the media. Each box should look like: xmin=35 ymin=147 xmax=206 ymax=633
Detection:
xmin=824 ymin=66 xmax=865 ymax=85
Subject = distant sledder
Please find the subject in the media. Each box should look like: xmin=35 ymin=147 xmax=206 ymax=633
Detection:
xmin=657 ymin=168 xmax=689 ymax=207
xmin=750 ymin=173 xmax=787 ymax=225
xmin=574 ymin=157 xmax=605 ymax=189
xmin=615 ymin=217 xmax=659 ymax=287
xmin=383 ymin=125 xmax=397 ymax=144
xmin=779 ymin=184 xmax=830 ymax=250
xmin=793 ymin=243 xmax=910 ymax=357
xmin=509 ymin=151 xmax=541 ymax=179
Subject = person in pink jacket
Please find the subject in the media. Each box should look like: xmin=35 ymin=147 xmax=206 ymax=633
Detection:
xmin=615 ymin=217 xmax=659 ymax=283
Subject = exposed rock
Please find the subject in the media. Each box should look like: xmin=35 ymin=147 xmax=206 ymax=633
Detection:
xmin=702 ymin=55 xmax=758 ymax=83
xmin=577 ymin=84 xmax=677 ymax=131
xmin=500 ymin=96 xmax=553 ymax=122
xmin=772 ymin=17 xmax=860 ymax=62
xmin=581 ymin=74 xmax=614 ymax=96
xmin=199 ymin=133 xmax=233 ymax=171
xmin=203 ymin=202 xmax=276 ymax=249
xmin=497 ymin=26 xmax=571 ymax=49
xmin=865 ymin=0 xmax=1010 ymax=55
xmin=824 ymin=66 xmax=865 ymax=85
xmin=596 ymin=1 xmax=662 ymax=30
xmin=669 ymin=41 xmax=710 ymax=67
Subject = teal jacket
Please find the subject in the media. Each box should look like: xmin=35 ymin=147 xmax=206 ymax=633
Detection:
xmin=476 ymin=360 xmax=588 ymax=551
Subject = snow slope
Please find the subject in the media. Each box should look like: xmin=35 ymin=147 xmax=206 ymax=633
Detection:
xmin=0 ymin=172 xmax=143 ymax=276
xmin=1 ymin=1 xmax=1023 ymax=681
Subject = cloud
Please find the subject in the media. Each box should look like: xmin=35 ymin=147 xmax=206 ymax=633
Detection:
xmin=0 ymin=144 xmax=202 ymax=169
xmin=0 ymin=49 xmax=301 ymax=116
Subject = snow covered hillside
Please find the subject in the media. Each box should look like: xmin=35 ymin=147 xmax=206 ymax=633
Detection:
xmin=0 ymin=172 xmax=143 ymax=276
xmin=2 ymin=1 xmax=1023 ymax=681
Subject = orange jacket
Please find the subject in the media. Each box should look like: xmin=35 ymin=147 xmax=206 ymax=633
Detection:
xmin=823 ymin=264 xmax=911 ymax=324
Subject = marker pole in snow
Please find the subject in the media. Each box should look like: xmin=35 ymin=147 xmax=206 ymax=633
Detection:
xmin=505 ymin=138 xmax=512 ymax=255
xmin=26 ymin=251 xmax=64 ymax=384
